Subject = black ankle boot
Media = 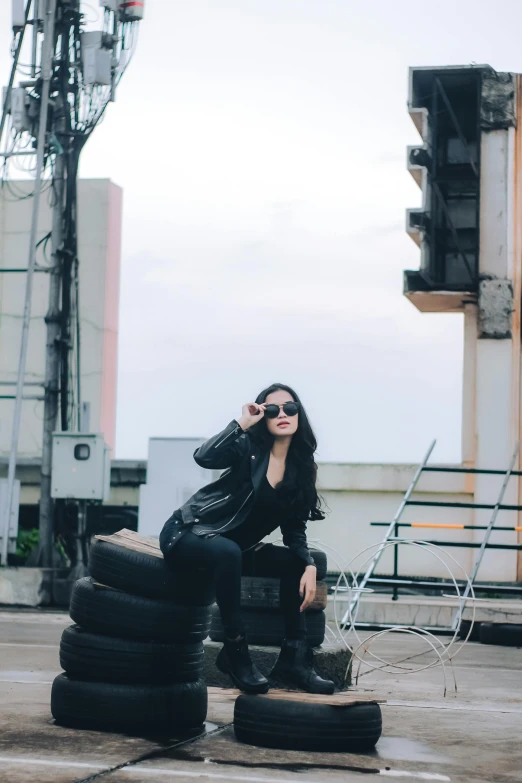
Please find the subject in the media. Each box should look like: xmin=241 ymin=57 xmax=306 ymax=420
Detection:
xmin=216 ymin=635 xmax=269 ymax=694
xmin=270 ymin=639 xmax=335 ymax=694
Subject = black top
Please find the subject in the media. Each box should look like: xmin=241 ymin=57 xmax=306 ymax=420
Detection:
xmin=223 ymin=476 xmax=285 ymax=552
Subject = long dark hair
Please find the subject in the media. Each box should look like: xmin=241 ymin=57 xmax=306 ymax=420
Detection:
xmin=249 ymin=383 xmax=325 ymax=522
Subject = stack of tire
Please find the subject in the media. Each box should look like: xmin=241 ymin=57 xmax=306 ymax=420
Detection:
xmin=479 ymin=622 xmax=522 ymax=647
xmin=458 ymin=620 xmax=482 ymax=641
xmin=209 ymin=548 xmax=329 ymax=647
xmin=459 ymin=620 xmax=522 ymax=647
xmin=51 ymin=537 xmax=214 ymax=736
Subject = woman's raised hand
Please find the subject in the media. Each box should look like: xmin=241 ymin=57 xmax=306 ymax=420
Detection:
xmin=238 ymin=402 xmax=266 ymax=431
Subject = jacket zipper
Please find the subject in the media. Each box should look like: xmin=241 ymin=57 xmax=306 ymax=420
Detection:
xmin=199 ymin=494 xmax=231 ymax=514
xmin=243 ymin=541 xmax=266 ymax=553
xmin=214 ymin=424 xmax=241 ymax=449
xmin=210 ymin=489 xmax=254 ymax=534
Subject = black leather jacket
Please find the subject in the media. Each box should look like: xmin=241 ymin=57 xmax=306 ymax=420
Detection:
xmin=159 ymin=419 xmax=314 ymax=566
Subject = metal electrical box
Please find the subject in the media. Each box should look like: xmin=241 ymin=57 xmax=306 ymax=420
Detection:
xmin=11 ymin=87 xmax=30 ymax=132
xmin=51 ymin=433 xmax=110 ymax=501
xmin=12 ymin=0 xmax=25 ymax=30
xmin=81 ymin=32 xmax=112 ymax=86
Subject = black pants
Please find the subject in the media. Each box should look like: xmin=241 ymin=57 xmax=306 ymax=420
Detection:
xmin=166 ymin=532 xmax=307 ymax=640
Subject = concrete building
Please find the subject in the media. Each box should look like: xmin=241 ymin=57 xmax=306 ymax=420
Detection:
xmin=0 ymin=178 xmax=122 ymax=456
xmin=404 ymin=65 xmax=522 ymax=582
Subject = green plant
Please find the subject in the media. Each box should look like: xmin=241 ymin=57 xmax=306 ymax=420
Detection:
xmin=13 ymin=528 xmax=71 ymax=566
xmin=16 ymin=528 xmax=40 ymax=560
xmin=55 ymin=536 xmax=70 ymax=566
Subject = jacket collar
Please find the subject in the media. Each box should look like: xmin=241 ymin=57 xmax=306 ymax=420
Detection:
xmin=250 ymin=440 xmax=296 ymax=493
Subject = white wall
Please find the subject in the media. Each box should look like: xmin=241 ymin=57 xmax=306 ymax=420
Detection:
xmin=138 ymin=448 xmax=512 ymax=581
xmin=299 ymin=463 xmax=476 ymax=580
xmin=138 ymin=437 xmax=208 ymax=537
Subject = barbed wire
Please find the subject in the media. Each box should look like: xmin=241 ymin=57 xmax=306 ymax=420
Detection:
xmin=295 ymin=537 xmax=478 ymax=697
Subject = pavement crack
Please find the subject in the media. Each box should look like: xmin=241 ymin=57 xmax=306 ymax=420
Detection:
xmin=205 ymin=757 xmax=381 ymax=774
xmin=71 ymin=722 xmax=232 ymax=783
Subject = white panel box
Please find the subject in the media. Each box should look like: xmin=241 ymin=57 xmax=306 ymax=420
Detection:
xmin=12 ymin=0 xmax=25 ymax=30
xmin=81 ymin=32 xmax=112 ymax=86
xmin=52 ymin=433 xmax=107 ymax=500
xmin=0 ymin=478 xmax=20 ymax=554
xmin=11 ymin=88 xmax=30 ymax=133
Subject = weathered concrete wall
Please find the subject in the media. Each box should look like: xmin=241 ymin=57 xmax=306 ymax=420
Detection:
xmin=0 ymin=568 xmax=43 ymax=605
xmin=478 ymin=278 xmax=513 ymax=339
xmin=326 ymin=595 xmax=522 ymax=628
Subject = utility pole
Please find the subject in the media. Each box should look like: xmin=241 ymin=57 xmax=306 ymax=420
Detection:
xmin=39 ymin=141 xmax=65 ymax=576
xmin=36 ymin=0 xmax=72 ymax=576
xmin=0 ymin=0 xmax=144 ymax=575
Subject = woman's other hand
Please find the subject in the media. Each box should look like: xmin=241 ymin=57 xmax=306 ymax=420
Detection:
xmin=237 ymin=403 xmax=266 ymax=431
xmin=299 ymin=565 xmax=317 ymax=611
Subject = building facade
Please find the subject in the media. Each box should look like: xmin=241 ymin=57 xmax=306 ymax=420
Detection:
xmin=0 ymin=178 xmax=122 ymax=457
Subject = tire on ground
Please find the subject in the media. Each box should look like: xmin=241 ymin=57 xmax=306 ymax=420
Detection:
xmin=51 ymin=674 xmax=207 ymax=734
xmin=242 ymin=547 xmax=327 ymax=581
xmin=240 ymin=577 xmax=327 ymax=611
xmin=70 ymin=578 xmax=210 ymax=643
xmin=60 ymin=625 xmax=204 ymax=684
xmin=458 ymin=620 xmax=481 ymax=642
xmin=234 ymin=694 xmax=382 ymax=752
xmin=89 ymin=539 xmax=215 ymax=605
xmin=209 ymin=604 xmax=326 ymax=647
xmin=479 ymin=622 xmax=522 ymax=647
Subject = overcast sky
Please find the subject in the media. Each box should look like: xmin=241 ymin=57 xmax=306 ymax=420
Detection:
xmin=3 ymin=1 xmax=522 ymax=464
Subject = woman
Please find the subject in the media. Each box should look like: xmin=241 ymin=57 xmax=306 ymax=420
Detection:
xmin=159 ymin=383 xmax=334 ymax=695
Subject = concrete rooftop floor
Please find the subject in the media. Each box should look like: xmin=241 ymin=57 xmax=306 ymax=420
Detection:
xmin=1 ymin=609 xmax=521 ymax=783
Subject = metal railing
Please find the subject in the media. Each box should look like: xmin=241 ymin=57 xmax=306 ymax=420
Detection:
xmin=341 ymin=441 xmax=522 ymax=630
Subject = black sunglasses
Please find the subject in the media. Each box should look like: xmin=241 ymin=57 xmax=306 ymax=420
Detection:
xmin=263 ymin=401 xmax=300 ymax=419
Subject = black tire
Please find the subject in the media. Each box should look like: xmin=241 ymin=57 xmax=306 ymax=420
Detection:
xmin=458 ymin=620 xmax=481 ymax=642
xmin=70 ymin=578 xmax=210 ymax=643
xmin=51 ymin=674 xmax=207 ymax=734
xmin=242 ymin=547 xmax=327 ymax=581
xmin=52 ymin=577 xmax=74 ymax=609
xmin=209 ymin=605 xmax=326 ymax=647
xmin=479 ymin=622 xmax=522 ymax=647
xmin=240 ymin=577 xmax=327 ymax=612
xmin=59 ymin=625 xmax=204 ymax=684
xmin=89 ymin=539 xmax=215 ymax=605
xmin=234 ymin=694 xmax=382 ymax=752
